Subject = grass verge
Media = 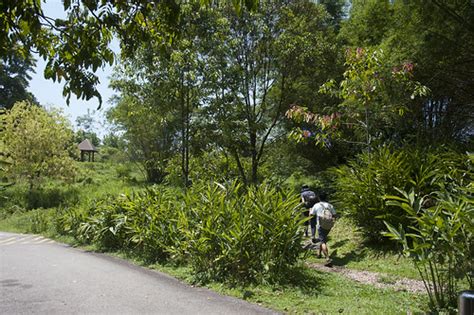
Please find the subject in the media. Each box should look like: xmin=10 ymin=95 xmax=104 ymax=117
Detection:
xmin=152 ymin=262 xmax=427 ymax=314
xmin=0 ymin=214 xmax=428 ymax=314
xmin=306 ymin=217 xmax=420 ymax=280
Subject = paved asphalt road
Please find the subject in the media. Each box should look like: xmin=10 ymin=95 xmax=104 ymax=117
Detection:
xmin=0 ymin=231 xmax=278 ymax=314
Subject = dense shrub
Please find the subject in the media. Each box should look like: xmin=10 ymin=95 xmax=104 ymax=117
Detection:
xmin=58 ymin=181 xmax=304 ymax=284
xmin=331 ymin=145 xmax=470 ymax=242
xmin=53 ymin=207 xmax=87 ymax=237
xmin=115 ymin=163 xmax=133 ymax=181
xmin=384 ymin=181 xmax=473 ymax=311
xmin=26 ymin=186 xmax=81 ymax=209
xmin=331 ymin=146 xmax=411 ymax=241
xmin=176 ymin=182 xmax=304 ymax=283
xmin=1 ymin=183 xmax=81 ymax=210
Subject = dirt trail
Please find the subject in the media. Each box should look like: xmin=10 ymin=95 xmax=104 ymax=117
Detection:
xmin=303 ymin=243 xmax=426 ymax=294
xmin=307 ymin=262 xmax=426 ymax=293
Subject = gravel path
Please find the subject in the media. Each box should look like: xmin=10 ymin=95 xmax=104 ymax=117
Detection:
xmin=307 ymin=262 xmax=426 ymax=293
xmin=303 ymin=242 xmax=426 ymax=294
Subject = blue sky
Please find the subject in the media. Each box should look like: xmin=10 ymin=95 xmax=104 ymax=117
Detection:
xmin=27 ymin=0 xmax=118 ymax=137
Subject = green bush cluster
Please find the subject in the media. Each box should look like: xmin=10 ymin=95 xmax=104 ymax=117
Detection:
xmin=331 ymin=146 xmax=471 ymax=242
xmin=331 ymin=145 xmax=473 ymax=311
xmin=384 ymin=178 xmax=473 ymax=311
xmin=1 ymin=183 xmax=81 ymax=210
xmin=53 ymin=181 xmax=304 ymax=284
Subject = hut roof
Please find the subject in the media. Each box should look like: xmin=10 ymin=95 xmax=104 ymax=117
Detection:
xmin=78 ymin=139 xmax=98 ymax=152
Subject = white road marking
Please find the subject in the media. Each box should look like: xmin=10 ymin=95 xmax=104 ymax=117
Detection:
xmin=0 ymin=235 xmax=55 ymax=245
xmin=0 ymin=237 xmax=17 ymax=244
xmin=36 ymin=239 xmax=50 ymax=244
xmin=1 ymin=240 xmax=18 ymax=245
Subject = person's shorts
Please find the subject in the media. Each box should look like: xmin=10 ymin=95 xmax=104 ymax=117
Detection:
xmin=318 ymin=226 xmax=331 ymax=243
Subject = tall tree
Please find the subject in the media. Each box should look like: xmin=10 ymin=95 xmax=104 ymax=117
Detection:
xmin=200 ymin=1 xmax=340 ymax=184
xmin=339 ymin=0 xmax=393 ymax=47
xmin=109 ymin=1 xmax=343 ymax=185
xmin=108 ymin=70 xmax=178 ymax=183
xmin=75 ymin=109 xmax=100 ymax=146
xmin=340 ymin=0 xmax=474 ymax=144
xmin=287 ymin=48 xmax=429 ymax=152
xmin=0 ymin=53 xmax=37 ymax=109
xmin=108 ymin=3 xmax=207 ymax=184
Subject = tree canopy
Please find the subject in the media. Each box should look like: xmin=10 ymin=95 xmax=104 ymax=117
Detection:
xmin=2 ymin=101 xmax=77 ymax=190
xmin=108 ymin=0 xmax=342 ymax=185
xmin=340 ymin=0 xmax=474 ymax=143
xmin=0 ymin=53 xmax=38 ymax=109
xmin=0 ymin=0 xmax=259 ymax=107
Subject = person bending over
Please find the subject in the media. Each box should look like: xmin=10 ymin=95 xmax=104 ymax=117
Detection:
xmin=300 ymin=184 xmax=317 ymax=238
xmin=310 ymin=193 xmax=337 ymax=265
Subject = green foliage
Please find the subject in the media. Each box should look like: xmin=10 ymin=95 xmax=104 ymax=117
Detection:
xmin=384 ymin=183 xmax=473 ymax=311
xmin=0 ymin=53 xmax=37 ymax=109
xmin=287 ymin=48 xmax=429 ymax=150
xmin=1 ymin=181 xmax=81 ymax=210
xmin=106 ymin=92 xmax=173 ymax=183
xmin=177 ymin=182 xmax=304 ymax=284
xmin=97 ymin=146 xmax=127 ymax=163
xmin=331 ymin=145 xmax=471 ymax=242
xmin=199 ymin=1 xmax=338 ymax=184
xmin=73 ymin=107 xmax=100 ymax=148
xmin=331 ymin=146 xmax=411 ymax=241
xmin=26 ymin=185 xmax=81 ymax=210
xmin=340 ymin=1 xmax=474 ymax=143
xmin=115 ymin=163 xmax=133 ymax=181
xmin=165 ymin=150 xmax=242 ymax=186
xmin=0 ymin=157 xmax=13 ymax=194
xmin=53 ymin=181 xmax=304 ymax=284
xmin=1 ymin=1 xmax=258 ymax=106
xmin=339 ymin=0 xmax=393 ymax=47
xmin=2 ymin=102 xmax=77 ymax=190
xmin=108 ymin=1 xmax=341 ymax=186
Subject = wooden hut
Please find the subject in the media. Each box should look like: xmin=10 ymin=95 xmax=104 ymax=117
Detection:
xmin=78 ymin=139 xmax=98 ymax=162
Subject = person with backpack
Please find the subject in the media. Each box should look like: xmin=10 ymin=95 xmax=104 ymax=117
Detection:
xmin=300 ymin=184 xmax=318 ymax=238
xmin=310 ymin=193 xmax=337 ymax=265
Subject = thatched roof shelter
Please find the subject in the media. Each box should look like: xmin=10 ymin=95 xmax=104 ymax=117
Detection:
xmin=78 ymin=139 xmax=98 ymax=162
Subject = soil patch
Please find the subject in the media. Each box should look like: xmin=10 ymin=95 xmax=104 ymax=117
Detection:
xmin=303 ymin=242 xmax=426 ymax=293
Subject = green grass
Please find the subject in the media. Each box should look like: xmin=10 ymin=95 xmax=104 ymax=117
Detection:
xmin=0 ymin=161 xmax=145 ymax=213
xmin=0 ymin=162 xmax=429 ymax=313
xmin=0 ymin=161 xmax=146 ymax=233
xmin=0 ymin=210 xmax=31 ymax=232
xmin=306 ymin=217 xmax=420 ymax=280
xmin=102 ymin=250 xmax=428 ymax=314
xmin=153 ymin=263 xmax=428 ymax=314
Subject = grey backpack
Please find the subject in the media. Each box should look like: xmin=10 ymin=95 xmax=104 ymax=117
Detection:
xmin=318 ymin=204 xmax=334 ymax=230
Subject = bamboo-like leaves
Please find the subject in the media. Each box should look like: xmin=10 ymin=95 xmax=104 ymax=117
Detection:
xmin=57 ymin=180 xmax=303 ymax=284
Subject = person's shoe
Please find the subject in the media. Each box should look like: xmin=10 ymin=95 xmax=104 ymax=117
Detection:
xmin=311 ymin=238 xmax=317 ymax=244
xmin=324 ymin=258 xmax=333 ymax=267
